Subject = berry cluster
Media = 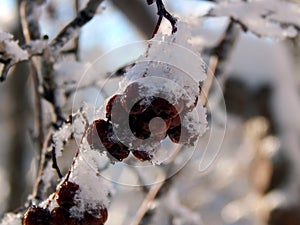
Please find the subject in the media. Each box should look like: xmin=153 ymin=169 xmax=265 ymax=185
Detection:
xmin=87 ymin=81 xmax=199 ymax=162
xmin=24 ymin=181 xmax=108 ymax=225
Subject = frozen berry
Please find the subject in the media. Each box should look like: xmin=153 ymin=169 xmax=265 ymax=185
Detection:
xmin=121 ymin=82 xmax=142 ymax=113
xmin=89 ymin=119 xmax=130 ymax=161
xmin=49 ymin=207 xmax=69 ymax=225
xmin=106 ymin=94 xmax=126 ymax=121
xmin=87 ymin=122 xmax=103 ymax=150
xmin=168 ymin=114 xmax=181 ymax=129
xmin=84 ymin=207 xmax=108 ymax=225
xmin=167 ymin=123 xmax=198 ymax=144
xmin=150 ymin=97 xmax=180 ymax=120
xmin=129 ymin=97 xmax=176 ymax=139
xmin=56 ymin=181 xmax=79 ymax=209
xmin=24 ymin=206 xmax=51 ymax=225
xmin=129 ymin=113 xmax=152 ymax=139
xmin=132 ymin=150 xmax=152 ymax=161
xmin=167 ymin=124 xmax=182 ymax=143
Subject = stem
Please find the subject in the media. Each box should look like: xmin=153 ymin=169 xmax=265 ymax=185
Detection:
xmin=153 ymin=0 xmax=177 ymax=35
xmin=151 ymin=15 xmax=163 ymax=38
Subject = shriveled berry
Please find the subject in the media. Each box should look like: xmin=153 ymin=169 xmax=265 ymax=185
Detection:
xmin=151 ymin=97 xmax=180 ymax=119
xmin=49 ymin=207 xmax=69 ymax=225
xmin=132 ymin=150 xmax=152 ymax=161
xmin=56 ymin=181 xmax=79 ymax=209
xmin=86 ymin=122 xmax=103 ymax=150
xmin=167 ymin=124 xmax=198 ymax=145
xmin=129 ymin=113 xmax=152 ymax=139
xmin=91 ymin=119 xmax=130 ymax=161
xmin=106 ymin=94 xmax=125 ymax=121
xmin=129 ymin=97 xmax=176 ymax=139
xmin=167 ymin=124 xmax=182 ymax=143
xmin=168 ymin=114 xmax=181 ymax=129
xmin=121 ymin=82 xmax=142 ymax=113
xmin=24 ymin=206 xmax=51 ymax=225
xmin=84 ymin=207 xmax=108 ymax=225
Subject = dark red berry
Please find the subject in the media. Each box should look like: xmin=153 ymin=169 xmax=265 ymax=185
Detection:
xmin=88 ymin=119 xmax=130 ymax=161
xmin=167 ymin=124 xmax=182 ymax=143
xmin=129 ymin=97 xmax=176 ymax=139
xmin=49 ymin=207 xmax=69 ymax=225
xmin=167 ymin=123 xmax=197 ymax=144
xmin=168 ymin=114 xmax=181 ymax=129
xmin=84 ymin=207 xmax=108 ymax=225
xmin=106 ymin=94 xmax=124 ymax=121
xmin=129 ymin=113 xmax=152 ymax=139
xmin=24 ymin=206 xmax=51 ymax=225
xmin=151 ymin=97 xmax=180 ymax=120
xmin=121 ymin=82 xmax=156 ymax=115
xmin=87 ymin=122 xmax=103 ymax=150
xmin=132 ymin=150 xmax=152 ymax=161
xmin=56 ymin=181 xmax=80 ymax=209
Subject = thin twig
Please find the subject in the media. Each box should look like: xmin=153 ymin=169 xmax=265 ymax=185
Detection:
xmin=20 ymin=0 xmax=45 ymax=171
xmin=49 ymin=0 xmax=104 ymax=52
xmin=200 ymin=56 xmax=218 ymax=106
xmin=155 ymin=0 xmax=177 ymax=34
xmin=74 ymin=0 xmax=81 ymax=61
xmin=129 ymin=172 xmax=166 ymax=225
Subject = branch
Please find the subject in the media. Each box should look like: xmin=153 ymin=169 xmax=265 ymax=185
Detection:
xmin=20 ymin=0 xmax=45 ymax=171
xmin=200 ymin=18 xmax=240 ymax=105
xmin=0 ymin=0 xmax=104 ymax=81
xmin=210 ymin=18 xmax=240 ymax=78
xmin=49 ymin=0 xmax=104 ymax=52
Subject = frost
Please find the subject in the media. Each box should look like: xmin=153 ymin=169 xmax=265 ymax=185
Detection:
xmin=26 ymin=39 xmax=48 ymax=54
xmin=41 ymin=162 xmax=57 ymax=194
xmin=0 ymin=32 xmax=13 ymax=42
xmin=212 ymin=0 xmax=300 ymax=40
xmin=0 ymin=32 xmax=28 ymax=62
xmin=52 ymin=123 xmax=73 ymax=157
xmin=0 ymin=213 xmax=22 ymax=225
xmin=69 ymin=146 xmax=110 ymax=218
xmin=154 ymin=189 xmax=203 ymax=225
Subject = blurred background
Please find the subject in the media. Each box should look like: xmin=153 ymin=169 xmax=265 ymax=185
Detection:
xmin=0 ymin=0 xmax=300 ymax=225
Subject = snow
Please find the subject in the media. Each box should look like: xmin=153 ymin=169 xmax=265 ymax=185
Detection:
xmin=69 ymin=146 xmax=110 ymax=218
xmin=26 ymin=40 xmax=48 ymax=54
xmin=212 ymin=0 xmax=300 ymax=40
xmin=52 ymin=123 xmax=73 ymax=157
xmin=0 ymin=32 xmax=28 ymax=62
xmin=0 ymin=213 xmax=22 ymax=225
xmin=0 ymin=32 xmax=13 ymax=42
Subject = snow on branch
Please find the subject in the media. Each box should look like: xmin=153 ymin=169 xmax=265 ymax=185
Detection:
xmin=210 ymin=0 xmax=300 ymax=40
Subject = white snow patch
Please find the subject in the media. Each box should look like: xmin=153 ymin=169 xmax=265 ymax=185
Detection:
xmin=212 ymin=0 xmax=300 ymax=40
xmin=69 ymin=147 xmax=110 ymax=218
xmin=0 ymin=213 xmax=22 ymax=225
xmin=52 ymin=124 xmax=73 ymax=157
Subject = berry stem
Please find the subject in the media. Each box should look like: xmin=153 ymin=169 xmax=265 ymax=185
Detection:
xmin=152 ymin=0 xmax=177 ymax=37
